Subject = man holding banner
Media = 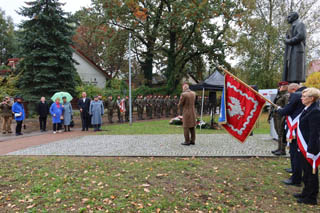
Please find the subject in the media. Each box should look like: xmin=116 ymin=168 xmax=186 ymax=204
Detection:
xmin=277 ymin=83 xmax=306 ymax=186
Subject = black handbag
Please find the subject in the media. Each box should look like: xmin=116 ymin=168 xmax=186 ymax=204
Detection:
xmin=70 ymin=120 xmax=74 ymax=128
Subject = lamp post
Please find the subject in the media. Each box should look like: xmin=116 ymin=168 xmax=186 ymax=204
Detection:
xmin=128 ymin=32 xmax=132 ymax=125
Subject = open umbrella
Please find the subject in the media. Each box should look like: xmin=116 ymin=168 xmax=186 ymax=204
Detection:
xmin=51 ymin=92 xmax=73 ymax=102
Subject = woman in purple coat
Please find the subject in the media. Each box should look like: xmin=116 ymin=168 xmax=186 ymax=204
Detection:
xmin=50 ymin=97 xmax=63 ymax=134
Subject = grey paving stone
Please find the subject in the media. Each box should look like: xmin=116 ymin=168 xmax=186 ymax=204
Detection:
xmin=7 ymin=134 xmax=285 ymax=157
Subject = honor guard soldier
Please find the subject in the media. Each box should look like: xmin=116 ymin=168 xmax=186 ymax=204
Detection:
xmin=270 ymin=81 xmax=290 ymax=156
xmin=105 ymin=95 xmax=116 ymax=123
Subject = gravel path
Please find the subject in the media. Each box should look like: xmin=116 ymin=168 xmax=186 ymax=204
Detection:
xmin=7 ymin=134 xmax=284 ymax=157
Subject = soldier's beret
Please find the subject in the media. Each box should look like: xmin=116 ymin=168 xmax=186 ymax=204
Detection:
xmin=278 ymin=81 xmax=289 ymax=86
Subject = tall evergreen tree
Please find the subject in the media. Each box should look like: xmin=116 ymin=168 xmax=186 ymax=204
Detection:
xmin=17 ymin=0 xmax=79 ymax=101
xmin=0 ymin=8 xmax=17 ymax=64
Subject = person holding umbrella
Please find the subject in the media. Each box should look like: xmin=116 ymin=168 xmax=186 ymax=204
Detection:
xmin=12 ymin=95 xmax=25 ymax=136
xmin=62 ymin=96 xmax=72 ymax=132
xmin=50 ymin=97 xmax=63 ymax=134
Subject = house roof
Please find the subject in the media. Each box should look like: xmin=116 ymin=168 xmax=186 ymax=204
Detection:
xmin=71 ymin=45 xmax=110 ymax=79
xmin=7 ymin=58 xmax=20 ymax=68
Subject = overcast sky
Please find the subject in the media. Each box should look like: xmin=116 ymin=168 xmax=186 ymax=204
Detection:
xmin=0 ymin=0 xmax=92 ymax=25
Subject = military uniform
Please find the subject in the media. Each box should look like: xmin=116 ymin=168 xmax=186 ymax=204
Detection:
xmin=155 ymin=96 xmax=161 ymax=118
xmin=146 ymin=96 xmax=153 ymax=119
xmin=196 ymin=96 xmax=202 ymax=115
xmin=152 ymin=96 xmax=157 ymax=118
xmin=105 ymin=98 xmax=116 ymax=123
xmin=172 ymin=96 xmax=179 ymax=116
xmin=116 ymin=97 xmax=124 ymax=123
xmin=204 ymin=97 xmax=209 ymax=114
xmin=271 ymin=90 xmax=290 ymax=154
xmin=0 ymin=98 xmax=13 ymax=134
xmin=135 ymin=96 xmax=144 ymax=120
xmin=125 ymin=97 xmax=129 ymax=122
xmin=159 ymin=96 xmax=164 ymax=117
xmin=165 ymin=96 xmax=171 ymax=117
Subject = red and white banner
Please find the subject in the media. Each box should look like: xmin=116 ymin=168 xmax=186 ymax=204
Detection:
xmin=120 ymin=99 xmax=126 ymax=113
xmin=221 ymin=73 xmax=266 ymax=143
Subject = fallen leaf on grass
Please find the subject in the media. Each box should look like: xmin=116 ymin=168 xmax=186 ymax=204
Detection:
xmin=141 ymin=184 xmax=150 ymax=187
xmin=82 ymin=198 xmax=89 ymax=203
xmin=103 ymin=198 xmax=112 ymax=205
xmin=26 ymin=204 xmax=35 ymax=209
xmin=144 ymin=188 xmax=150 ymax=193
xmin=156 ymin=174 xmax=168 ymax=177
xmin=156 ymin=208 xmax=161 ymax=213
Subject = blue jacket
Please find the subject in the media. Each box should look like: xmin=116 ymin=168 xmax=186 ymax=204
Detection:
xmin=12 ymin=102 xmax=25 ymax=121
xmin=278 ymin=87 xmax=306 ymax=119
xmin=298 ymin=102 xmax=320 ymax=155
xmin=50 ymin=102 xmax=63 ymax=124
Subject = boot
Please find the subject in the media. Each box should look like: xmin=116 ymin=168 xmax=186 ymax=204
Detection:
xmin=68 ymin=126 xmax=70 ymax=131
xmin=271 ymin=138 xmax=281 ymax=154
xmin=64 ymin=125 xmax=67 ymax=132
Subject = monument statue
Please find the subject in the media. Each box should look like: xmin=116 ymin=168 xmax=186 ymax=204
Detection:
xmin=282 ymin=12 xmax=306 ymax=83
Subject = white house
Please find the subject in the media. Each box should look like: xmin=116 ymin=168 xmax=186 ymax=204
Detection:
xmin=72 ymin=47 xmax=109 ymax=88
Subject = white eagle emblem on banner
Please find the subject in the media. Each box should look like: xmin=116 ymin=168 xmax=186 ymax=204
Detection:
xmin=227 ymin=97 xmax=244 ymax=119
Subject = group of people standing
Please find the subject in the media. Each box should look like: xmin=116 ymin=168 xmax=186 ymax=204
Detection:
xmin=77 ymin=92 xmax=104 ymax=132
xmin=269 ymin=81 xmax=320 ymax=205
xmin=36 ymin=96 xmax=73 ymax=134
xmin=105 ymin=95 xmax=182 ymax=123
xmin=195 ymin=95 xmax=220 ymax=115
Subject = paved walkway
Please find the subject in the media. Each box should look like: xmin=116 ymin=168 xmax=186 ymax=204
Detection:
xmin=6 ymin=134 xmax=284 ymax=157
xmin=0 ymin=129 xmax=92 ymax=155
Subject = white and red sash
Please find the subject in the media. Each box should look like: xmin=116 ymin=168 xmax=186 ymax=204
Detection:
xmin=297 ymin=123 xmax=320 ymax=174
xmin=120 ymin=99 xmax=126 ymax=113
xmin=286 ymin=115 xmax=300 ymax=142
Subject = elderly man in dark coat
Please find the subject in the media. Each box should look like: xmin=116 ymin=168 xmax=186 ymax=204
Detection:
xmin=78 ymin=92 xmax=91 ymax=131
xmin=178 ymin=83 xmax=197 ymax=146
xmin=283 ymin=11 xmax=306 ymax=83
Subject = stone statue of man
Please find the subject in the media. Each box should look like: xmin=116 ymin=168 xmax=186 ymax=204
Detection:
xmin=282 ymin=12 xmax=306 ymax=83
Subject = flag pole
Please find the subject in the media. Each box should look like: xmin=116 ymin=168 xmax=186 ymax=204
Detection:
xmin=217 ymin=66 xmax=278 ymax=108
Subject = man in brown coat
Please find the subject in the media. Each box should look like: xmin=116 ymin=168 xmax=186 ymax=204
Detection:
xmin=178 ymin=83 xmax=197 ymax=145
xmin=0 ymin=96 xmax=13 ymax=134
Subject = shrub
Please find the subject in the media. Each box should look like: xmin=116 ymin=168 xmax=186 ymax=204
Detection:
xmin=305 ymin=72 xmax=320 ymax=89
xmin=75 ymin=84 xmax=104 ymax=99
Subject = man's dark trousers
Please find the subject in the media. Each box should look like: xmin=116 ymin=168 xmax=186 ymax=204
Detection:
xmin=39 ymin=116 xmax=47 ymax=131
xmin=290 ymin=139 xmax=302 ymax=184
xmin=81 ymin=112 xmax=90 ymax=130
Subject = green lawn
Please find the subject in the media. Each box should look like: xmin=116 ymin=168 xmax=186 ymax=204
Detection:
xmin=0 ymin=157 xmax=319 ymax=212
xmin=100 ymin=113 xmax=270 ymax=135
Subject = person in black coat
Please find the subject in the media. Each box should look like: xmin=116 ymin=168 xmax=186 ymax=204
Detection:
xmin=78 ymin=92 xmax=91 ymax=131
xmin=294 ymin=88 xmax=320 ymax=205
xmin=36 ymin=97 xmax=49 ymax=132
xmin=277 ymin=83 xmax=306 ymax=186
